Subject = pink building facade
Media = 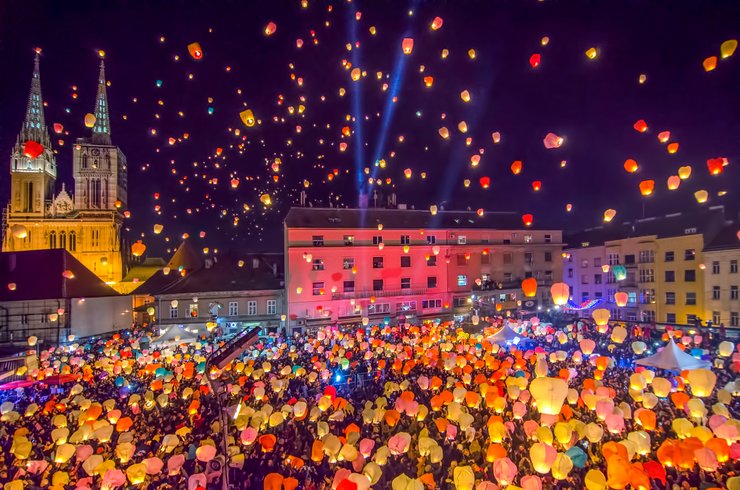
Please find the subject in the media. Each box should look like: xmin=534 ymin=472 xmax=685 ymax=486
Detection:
xmin=284 ymin=208 xmax=563 ymax=330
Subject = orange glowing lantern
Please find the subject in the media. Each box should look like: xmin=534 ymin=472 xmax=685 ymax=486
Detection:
xmin=639 ymin=180 xmax=655 ymax=196
xmin=522 ymin=213 xmax=533 ymax=227
xmin=623 ymin=159 xmax=639 ymax=173
xmin=522 ymin=278 xmax=538 ymax=297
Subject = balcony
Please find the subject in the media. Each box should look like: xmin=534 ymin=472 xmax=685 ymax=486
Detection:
xmin=331 ymin=288 xmax=429 ymax=301
xmin=473 ymin=278 xmax=554 ymax=292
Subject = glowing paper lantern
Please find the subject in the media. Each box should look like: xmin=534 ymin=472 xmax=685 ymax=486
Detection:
xmin=687 ymin=369 xmax=717 ymax=397
xmin=131 ymin=240 xmax=146 ymax=257
xmin=530 ymin=442 xmax=557 ymax=473
xmin=532 ymin=180 xmax=542 ymax=191
xmin=550 ymin=283 xmax=570 ymax=306
xmin=479 ymin=176 xmax=491 ymax=189
xmin=401 ymin=38 xmax=414 ymax=55
xmin=603 ymin=209 xmax=616 ymax=222
xmin=585 ymin=47 xmax=598 ymax=59
xmin=703 ymin=56 xmax=718 ymax=71
xmin=438 ymin=127 xmax=449 ymax=139
xmin=264 ymin=22 xmax=277 ymax=36
xmin=522 ymin=213 xmax=533 ymax=227
xmin=510 ymin=160 xmax=522 ymax=174
xmin=492 ymin=132 xmax=501 ymax=143
xmin=694 ymin=190 xmax=708 ymax=203
xmin=623 ymin=159 xmax=639 ymax=173
xmin=460 ymin=90 xmax=471 ymax=102
xmin=543 ymin=133 xmax=563 ymax=149
xmin=240 ymin=109 xmax=256 ymax=127
xmin=633 ymin=119 xmax=648 ymax=132
xmin=530 ymin=53 xmax=541 ymax=68
xmin=592 ymin=309 xmax=610 ymax=326
xmin=612 ymin=265 xmax=627 ymax=281
xmin=678 ymin=166 xmax=692 ymax=179
xmin=522 ymin=278 xmax=538 ymax=297
xmin=530 ymin=377 xmax=568 ymax=415
xmin=611 ymin=326 xmax=627 ymax=343
xmin=706 ymin=157 xmax=725 ymax=175
xmin=639 ymin=180 xmax=655 ymax=196
xmin=667 ymin=175 xmax=681 ymax=190
xmin=23 ymin=141 xmax=44 ymax=159
xmin=187 ymin=42 xmax=203 ymax=60
xmin=720 ymin=39 xmax=738 ymax=58
xmin=614 ymin=292 xmax=628 ymax=307
xmin=431 ymin=16 xmax=444 ymax=30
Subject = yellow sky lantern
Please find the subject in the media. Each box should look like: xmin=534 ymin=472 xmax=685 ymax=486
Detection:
xmin=603 ymin=208 xmax=616 ymax=222
xmin=694 ymin=190 xmax=708 ymax=203
xmin=678 ymin=166 xmax=692 ymax=179
xmin=585 ymin=47 xmax=598 ymax=59
xmin=460 ymin=90 xmax=471 ymax=102
xmin=550 ymin=282 xmax=569 ymax=305
xmin=240 ymin=109 xmax=255 ymax=127
xmin=720 ymin=39 xmax=737 ymax=58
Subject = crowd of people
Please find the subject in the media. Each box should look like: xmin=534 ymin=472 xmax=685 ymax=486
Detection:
xmin=0 ymin=316 xmax=738 ymax=490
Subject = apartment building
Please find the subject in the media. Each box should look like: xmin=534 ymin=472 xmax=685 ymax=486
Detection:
xmin=563 ymin=206 xmax=731 ymax=325
xmin=703 ymin=225 xmax=740 ymax=327
xmin=284 ymin=207 xmax=563 ymax=329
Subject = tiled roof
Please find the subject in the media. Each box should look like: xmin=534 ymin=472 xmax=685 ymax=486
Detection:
xmin=0 ymin=249 xmax=120 ymax=301
xmin=284 ymin=207 xmax=559 ymax=231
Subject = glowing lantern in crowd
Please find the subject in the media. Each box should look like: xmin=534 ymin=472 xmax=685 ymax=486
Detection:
xmin=585 ymin=47 xmax=598 ymax=59
xmin=703 ymin=56 xmax=717 ymax=71
xmin=460 ymin=90 xmax=471 ymax=102
xmin=240 ymin=109 xmax=256 ymax=127
xmin=402 ymin=38 xmax=414 ymax=55
xmin=678 ymin=166 xmax=692 ymax=179
xmin=530 ymin=53 xmax=541 ymax=68
xmin=706 ymin=158 xmax=725 ymax=175
xmin=532 ymin=180 xmax=542 ymax=191
xmin=611 ymin=326 xmax=627 ymax=343
xmin=10 ymin=224 xmax=27 ymax=239
xmin=27 ymin=336 xmax=38 ymax=347
xmin=718 ymin=341 xmax=734 ymax=357
xmin=510 ymin=160 xmax=523 ymax=175
xmin=611 ymin=265 xmax=626 ymax=281
xmin=603 ymin=209 xmax=616 ymax=222
xmin=470 ymin=155 xmax=480 ymax=167
xmin=623 ymin=159 xmax=639 ymax=173
xmin=550 ymin=283 xmax=570 ymax=305
xmin=431 ymin=16 xmax=444 ymax=30
xmin=187 ymin=42 xmax=203 ymax=59
xmin=687 ymin=369 xmax=716 ymax=397
xmin=479 ymin=176 xmax=491 ymax=189
xmin=639 ymin=180 xmax=655 ymax=196
xmin=543 ymin=133 xmax=563 ymax=149
xmin=694 ymin=190 xmax=708 ymax=203
xmin=84 ymin=113 xmax=96 ymax=128
xmin=23 ymin=141 xmax=44 ymax=159
xmin=521 ymin=214 xmax=533 ymax=226
xmin=721 ymin=39 xmax=738 ymax=58
xmin=522 ymin=278 xmax=538 ymax=297
xmin=614 ymin=292 xmax=628 ymax=307
xmin=592 ymin=308 xmax=610 ymax=326
xmin=530 ymin=377 xmax=568 ymax=415
xmin=404 ymin=168 xmax=412 ymax=179
xmin=667 ymin=175 xmax=680 ymax=190
xmin=633 ymin=119 xmax=648 ymax=132
xmin=264 ymin=22 xmax=277 ymax=36
xmin=131 ymin=240 xmax=146 ymax=257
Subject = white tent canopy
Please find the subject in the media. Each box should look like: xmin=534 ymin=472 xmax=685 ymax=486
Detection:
xmin=635 ymin=337 xmax=711 ymax=371
xmin=151 ymin=325 xmax=198 ymax=347
xmin=487 ymin=326 xmax=522 ymax=345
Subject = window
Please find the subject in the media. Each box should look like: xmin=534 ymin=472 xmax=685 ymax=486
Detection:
xmin=401 ymin=256 xmax=411 ymax=268
xmin=343 ymin=235 xmax=354 ymax=246
xmin=684 ymin=249 xmax=695 ymax=261
xmin=427 ymin=276 xmax=437 ymax=288
xmin=639 ymin=269 xmax=655 ymax=283
xmin=401 ymin=278 xmax=411 ymax=289
xmin=503 ymin=239 xmax=511 ymax=245
xmin=372 ymin=235 xmax=383 ymax=245
xmin=608 ymin=253 xmax=620 ymax=265
xmin=665 ymin=251 xmax=675 ymax=262
xmin=639 ymin=250 xmax=654 ymax=263
xmin=372 ymin=257 xmax=384 ymax=268
xmin=713 ymin=286 xmax=721 ymax=300
xmin=456 ymin=254 xmax=467 ymax=266
xmin=581 ymin=259 xmax=589 ymax=268
xmin=732 ymin=312 xmax=739 ymax=327
xmin=503 ymin=253 xmax=513 ymax=265
xmin=640 ymin=289 xmax=655 ymax=304
xmin=312 ymin=258 xmax=324 ymax=271
xmin=712 ymin=261 xmax=720 ymax=274
xmin=400 ymin=235 xmax=410 ymax=245
xmin=312 ymin=282 xmax=324 ymax=295
xmin=504 ymin=272 xmax=513 ymax=282
xmin=581 ymin=275 xmax=589 ymax=285
xmin=422 ymin=299 xmax=442 ymax=309
xmin=642 ymin=310 xmax=656 ymax=322
xmin=343 ymin=280 xmax=355 ymax=293
xmin=343 ymin=257 xmax=355 ymax=270
xmin=568 ymin=268 xmax=573 ymax=279
xmin=524 ymin=234 xmax=533 ymax=244
xmin=49 ymin=231 xmax=56 ymax=249
xmin=731 ymin=260 xmax=738 ymax=273
xmin=665 ymin=271 xmax=675 ymax=282
xmin=581 ymin=292 xmax=589 ymax=302
xmin=594 ymin=274 xmax=602 ymax=284
xmin=457 ymin=275 xmax=468 ymax=287
xmin=481 ymin=254 xmax=490 ymax=265
xmin=69 ymin=231 xmax=76 ymax=252
xmin=525 ymin=253 xmax=534 ymax=265
xmin=687 ymin=314 xmax=697 ymax=324
xmin=228 ymin=301 xmax=238 ymax=316
xmin=545 ymin=270 xmax=553 ymax=282
xmin=453 ymin=296 xmax=468 ymax=307
xmin=628 ymin=292 xmax=637 ymax=304
xmin=666 ymin=313 xmax=676 ymax=323
xmin=544 ymin=252 xmax=552 ymax=263
xmin=312 ymin=235 xmax=324 ymax=247
xmin=397 ymin=301 xmax=417 ymax=312
xmin=426 ymin=235 xmax=436 ymax=244
xmin=189 ymin=303 xmax=198 ymax=317
xmin=427 ymin=255 xmax=437 ymax=266
xmin=686 ymin=292 xmax=696 ymax=305
xmin=685 ymin=270 xmax=696 ymax=282
xmin=624 ymin=254 xmax=635 ymax=265
xmin=368 ymin=303 xmax=390 ymax=315
xmin=732 ymin=286 xmax=739 ymax=300
xmin=59 ymin=231 xmax=66 ymax=250
xmin=713 ymin=311 xmax=721 ymax=324
xmin=457 ymin=235 xmax=467 ymax=245
xmin=372 ymin=279 xmax=383 ymax=291
xmin=665 ymin=292 xmax=676 ymax=305
xmin=594 ymin=257 xmax=602 ymax=268
xmin=544 ymin=234 xmax=552 ymax=243
xmin=169 ymin=305 xmax=178 ymax=318
xmin=247 ymin=301 xmax=257 ymax=315
xmin=266 ymin=300 xmax=277 ymax=315
xmin=594 ymin=292 xmax=603 ymax=299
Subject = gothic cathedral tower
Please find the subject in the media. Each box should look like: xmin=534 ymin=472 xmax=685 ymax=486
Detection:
xmin=3 ymin=50 xmax=128 ymax=288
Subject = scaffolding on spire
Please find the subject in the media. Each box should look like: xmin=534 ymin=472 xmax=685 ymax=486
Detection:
xmin=92 ymin=58 xmax=112 ymax=144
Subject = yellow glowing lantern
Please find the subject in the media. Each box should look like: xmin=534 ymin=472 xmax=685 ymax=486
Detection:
xmin=603 ymin=209 xmax=616 ymax=222
xmin=694 ymin=190 xmax=708 ymax=203
xmin=550 ymin=282 xmax=570 ymax=306
xmin=530 ymin=377 xmax=568 ymax=415
xmin=686 ymin=369 xmax=716 ymax=398
xmin=592 ymin=308 xmax=610 ymax=326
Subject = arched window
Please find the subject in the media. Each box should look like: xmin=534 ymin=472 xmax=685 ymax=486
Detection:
xmin=59 ymin=231 xmax=66 ymax=250
xmin=49 ymin=231 xmax=56 ymax=249
xmin=69 ymin=231 xmax=76 ymax=252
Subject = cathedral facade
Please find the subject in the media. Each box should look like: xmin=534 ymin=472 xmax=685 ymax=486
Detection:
xmin=2 ymin=50 xmax=128 ymax=288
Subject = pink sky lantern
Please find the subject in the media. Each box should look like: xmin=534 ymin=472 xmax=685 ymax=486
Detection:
xmin=543 ymin=132 xmax=564 ymax=149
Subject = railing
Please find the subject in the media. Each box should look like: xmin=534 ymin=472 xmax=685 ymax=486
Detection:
xmin=331 ymin=288 xmax=429 ymax=300
xmin=473 ymin=279 xmax=553 ymax=291
xmin=207 ymin=327 xmax=260 ymax=370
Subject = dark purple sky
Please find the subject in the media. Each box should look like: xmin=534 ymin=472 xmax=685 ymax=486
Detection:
xmin=0 ymin=0 xmax=738 ymax=256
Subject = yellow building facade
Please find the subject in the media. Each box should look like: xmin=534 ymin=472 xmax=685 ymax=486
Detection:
xmin=2 ymin=51 xmax=127 ymax=288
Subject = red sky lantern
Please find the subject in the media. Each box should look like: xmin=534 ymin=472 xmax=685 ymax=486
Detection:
xmin=479 ymin=176 xmax=491 ymax=189
xmin=431 ymin=16 xmax=444 ymax=30
xmin=623 ymin=159 xmax=639 ymax=173
xmin=706 ymin=157 xmax=725 ymax=175
xmin=265 ymin=22 xmax=277 ymax=36
xmin=510 ymin=160 xmax=522 ymax=175
xmin=543 ymin=133 xmax=564 ymax=149
xmin=639 ymin=180 xmax=655 ymax=196
xmin=522 ymin=277 xmax=538 ymax=297
xmin=23 ymin=141 xmax=44 ymax=159
xmin=402 ymin=38 xmax=414 ymax=55
xmin=633 ymin=119 xmax=648 ymax=133
xmin=187 ymin=42 xmax=203 ymax=60
xmin=657 ymin=131 xmax=670 ymax=143
xmin=53 ymin=123 xmax=64 ymax=134
xmin=522 ymin=214 xmax=533 ymax=226
xmin=532 ymin=180 xmax=542 ymax=191
xmin=529 ymin=53 xmax=541 ymax=68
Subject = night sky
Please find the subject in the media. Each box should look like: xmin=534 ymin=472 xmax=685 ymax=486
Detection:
xmin=0 ymin=0 xmax=738 ymax=256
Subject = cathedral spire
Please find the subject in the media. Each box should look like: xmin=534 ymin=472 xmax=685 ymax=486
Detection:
xmin=92 ymin=55 xmax=112 ymax=144
xmin=19 ymin=48 xmax=51 ymax=147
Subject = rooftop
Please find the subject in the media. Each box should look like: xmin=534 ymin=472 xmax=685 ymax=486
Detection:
xmin=704 ymin=223 xmax=740 ymax=252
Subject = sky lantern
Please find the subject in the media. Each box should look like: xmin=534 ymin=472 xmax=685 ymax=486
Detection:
xmin=687 ymin=369 xmax=716 ymax=397
xmin=470 ymin=155 xmax=481 ymax=167
xmin=479 ymin=176 xmax=491 ymax=189
xmin=438 ymin=127 xmax=450 ymax=139
xmin=230 ymin=178 xmax=239 ymax=188
xmin=53 ymin=123 xmax=63 ymax=134
xmin=350 ymin=67 xmax=361 ymax=81
xmin=153 ymin=224 xmax=163 ymax=234
xmin=522 ymin=213 xmax=533 ymax=226
xmin=429 ymin=205 xmax=438 ymax=215
xmin=612 ymin=265 xmax=627 ymax=281
xmin=633 ymin=119 xmax=648 ymax=132
xmin=463 ymin=179 xmax=471 ymax=187
xmin=639 ymin=180 xmax=655 ymax=196
xmin=585 ymin=47 xmax=598 ymax=59
xmin=532 ymin=180 xmax=542 ymax=191
xmin=84 ymin=113 xmax=96 ymax=128
xmin=260 ymin=193 xmax=272 ymax=206
xmin=511 ymin=160 xmax=522 ymax=175
xmin=623 ymin=159 xmax=639 ymax=173
xmin=522 ymin=277 xmax=538 ymax=297
xmin=458 ymin=121 xmax=468 ymax=133
xmin=460 ymin=90 xmax=471 ymax=102
xmin=264 ymin=22 xmax=277 ymax=36
xmin=667 ymin=175 xmax=680 ymax=190
xmin=706 ymin=157 xmax=725 ymax=175
xmin=10 ymin=224 xmax=27 ymax=239
xmin=131 ymin=240 xmax=146 ymax=257
xmin=614 ymin=292 xmax=628 ymax=307
xmin=543 ymin=133 xmax=564 ymax=149
xmin=402 ymin=38 xmax=414 ymax=55
xmin=492 ymin=132 xmax=501 ymax=143
xmin=187 ymin=42 xmax=203 ymax=59
xmin=657 ymin=131 xmax=671 ymax=143
xmin=721 ymin=39 xmax=738 ymax=58
xmin=530 ymin=53 xmax=541 ymax=68
xmin=694 ymin=190 xmax=708 ymax=203
xmin=431 ymin=16 xmax=444 ymax=30
xmin=23 ymin=141 xmax=44 ymax=159
xmin=468 ymin=48 xmax=476 ymax=59
xmin=678 ymin=166 xmax=692 ymax=179
xmin=639 ymin=74 xmax=647 ymax=84
xmin=240 ymin=109 xmax=255 ymax=127
xmin=667 ymin=142 xmax=679 ymax=153
xmin=423 ymin=76 xmax=434 ymax=87
xmin=566 ymin=203 xmax=573 ymax=212
xmin=603 ymin=209 xmax=616 ymax=222
xmin=404 ymin=168 xmax=412 ymax=179
xmin=550 ymin=282 xmax=570 ymax=305
xmin=592 ymin=308 xmax=610 ymax=326
xmin=703 ymin=56 xmax=718 ymax=71
xmin=530 ymin=377 xmax=568 ymax=415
